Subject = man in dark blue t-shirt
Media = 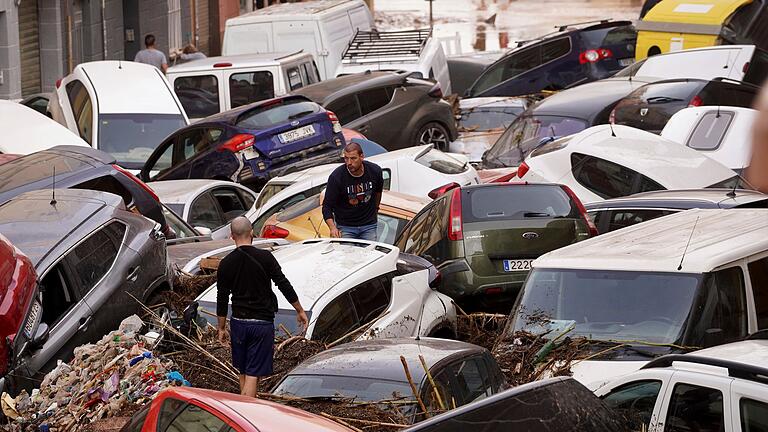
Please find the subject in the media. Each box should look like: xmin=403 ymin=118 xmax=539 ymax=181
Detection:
xmin=322 ymin=142 xmax=384 ymax=240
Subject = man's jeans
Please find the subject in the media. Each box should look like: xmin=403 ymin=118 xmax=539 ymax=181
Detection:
xmin=337 ymin=223 xmax=377 ymax=241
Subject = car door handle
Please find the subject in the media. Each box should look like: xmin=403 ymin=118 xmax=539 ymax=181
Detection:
xmin=126 ymin=266 xmax=139 ymax=282
xmin=78 ymin=316 xmax=92 ymax=332
xmin=358 ymin=125 xmax=370 ymax=133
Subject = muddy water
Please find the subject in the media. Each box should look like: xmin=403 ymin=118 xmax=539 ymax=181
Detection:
xmin=375 ymin=0 xmax=642 ymax=55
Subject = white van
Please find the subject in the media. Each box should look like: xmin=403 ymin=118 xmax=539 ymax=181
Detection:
xmin=335 ymin=29 xmax=452 ymax=95
xmin=166 ymin=51 xmax=320 ymax=121
xmin=222 ymin=0 xmax=373 ymax=80
xmin=50 ymin=61 xmax=189 ymax=170
xmin=505 ymin=208 xmax=768 ymax=390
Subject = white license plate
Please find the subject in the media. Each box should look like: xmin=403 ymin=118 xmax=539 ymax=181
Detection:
xmin=619 ymin=58 xmax=634 ymax=67
xmin=279 ymin=124 xmax=315 ymax=143
xmin=503 ymin=259 xmax=533 ymax=272
xmin=24 ymin=300 xmax=41 ymax=339
xmin=242 ymin=147 xmax=259 ymax=160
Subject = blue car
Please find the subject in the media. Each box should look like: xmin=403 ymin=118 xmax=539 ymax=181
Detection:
xmin=139 ymin=95 xmax=345 ymax=188
xmin=466 ymin=20 xmax=637 ymax=98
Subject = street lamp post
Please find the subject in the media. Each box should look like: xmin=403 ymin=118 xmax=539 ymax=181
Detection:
xmin=426 ymin=0 xmax=434 ymax=30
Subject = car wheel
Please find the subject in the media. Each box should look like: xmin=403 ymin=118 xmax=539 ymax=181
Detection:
xmin=416 ymin=122 xmax=450 ymax=151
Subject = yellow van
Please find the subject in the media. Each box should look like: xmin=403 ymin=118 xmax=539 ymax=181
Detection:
xmin=636 ymin=0 xmax=768 ymax=60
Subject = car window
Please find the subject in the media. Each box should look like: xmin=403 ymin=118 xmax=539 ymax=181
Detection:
xmin=253 ymin=186 xmax=324 ymax=234
xmin=286 ymin=67 xmax=303 ymax=91
xmin=748 ymin=257 xmax=768 ymax=329
xmin=236 ymin=99 xmax=320 ymax=129
xmin=98 ymin=114 xmax=187 ymax=168
xmin=688 ymin=266 xmax=748 ymax=347
xmin=73 ymin=175 xmax=134 ymax=209
xmin=741 ymin=398 xmax=768 ymax=432
xmin=178 ymin=128 xmax=222 ymax=161
xmin=580 ymin=24 xmax=638 ymax=49
xmin=301 ymin=62 xmax=320 ymax=84
xmin=348 ymin=276 xmax=391 ymax=325
xmin=665 ymin=383 xmax=724 ymax=432
xmin=189 ymin=192 xmax=226 ymax=230
xmin=39 ymin=263 xmax=77 ymax=327
xmin=415 ymin=148 xmax=467 ymax=174
xmin=687 ymin=111 xmax=734 ymax=151
xmin=148 ymin=140 xmax=175 ymax=179
xmin=66 ymin=80 xmax=93 ymax=144
xmin=422 ymin=368 xmax=455 ymax=417
xmin=158 ymin=398 xmax=187 ymax=432
xmin=463 ymin=184 xmax=579 ymax=223
xmin=312 ymin=293 xmax=358 ymax=342
xmin=358 ymin=87 xmax=394 ymax=116
xmin=119 ymin=403 xmax=150 ymax=432
xmin=276 ymin=194 xmax=320 ymax=223
xmin=238 ymin=189 xmax=256 ymax=210
xmin=601 ymin=380 xmax=662 ymax=430
xmin=162 ymin=204 xmax=197 ymax=239
xmin=402 ymin=202 xmax=437 ymax=256
xmin=541 ymin=37 xmax=570 ymax=63
xmin=165 ymin=402 xmax=227 ymax=432
xmin=744 ymin=49 xmax=768 ymax=86
xmin=471 ymin=45 xmax=542 ymax=95
xmin=572 ymin=152 xmax=642 ymax=199
xmin=327 ymin=95 xmax=362 ymax=125
xmin=173 ymin=75 xmax=220 ymax=118
xmin=452 ymin=357 xmax=493 ymax=405
xmin=607 ymin=209 xmax=673 ymax=232
xmin=421 ymin=197 xmax=450 ymax=262
xmin=211 ymin=187 xmax=247 ymax=222
xmin=382 ymin=168 xmax=391 ymax=190
xmin=229 ymin=71 xmax=275 ymax=108
xmin=69 ymin=222 xmax=125 ymax=295
xmin=459 ymin=105 xmax=525 ymax=131
xmin=377 ymin=213 xmax=408 ymax=245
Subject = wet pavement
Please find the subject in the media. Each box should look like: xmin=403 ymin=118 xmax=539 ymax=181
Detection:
xmin=376 ymin=0 xmax=642 ymax=55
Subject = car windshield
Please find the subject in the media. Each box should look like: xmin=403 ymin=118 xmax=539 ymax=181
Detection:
xmin=162 ymin=204 xmax=196 ymax=239
xmin=275 ymin=374 xmax=413 ymax=402
xmin=483 ymin=115 xmax=588 ymax=168
xmin=462 ymin=185 xmax=579 ymax=223
xmin=510 ymin=268 xmax=702 ymax=345
xmin=98 ymin=114 xmax=186 ymax=169
xmin=459 ymin=105 xmax=525 ymax=131
xmin=415 ymin=148 xmax=468 ymax=174
xmin=255 ymin=183 xmax=292 ymax=209
xmin=236 ymin=99 xmax=321 ymax=130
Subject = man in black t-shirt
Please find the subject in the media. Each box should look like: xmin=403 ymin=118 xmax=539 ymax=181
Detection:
xmin=322 ymin=141 xmax=384 ymax=240
xmin=216 ymin=217 xmax=308 ymax=398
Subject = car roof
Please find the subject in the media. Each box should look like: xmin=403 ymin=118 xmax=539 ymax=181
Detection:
xmin=148 ymin=179 xmax=251 ymax=205
xmin=155 ymin=387 xmax=353 ymax=431
xmin=534 ymin=124 xmax=736 ymax=188
xmin=683 ymin=340 xmax=768 ymax=372
xmin=198 ymin=239 xmax=399 ymax=310
xmin=199 ymin=94 xmax=312 ymax=125
xmin=533 ymin=208 xmax=768 ymax=273
xmin=0 ymin=189 xmax=124 ymax=267
xmin=459 ymin=97 xmax=528 ymax=110
xmin=167 ymin=51 xmax=308 ymax=73
xmin=0 ymin=101 xmax=89 ymax=153
xmin=585 ymin=188 xmax=768 ymax=210
xmin=293 ymin=72 xmax=405 ymax=103
xmin=285 ymin=337 xmax=486 ymax=384
xmin=228 ymin=0 xmax=363 ymax=21
xmin=530 ymin=77 xmax=654 ymax=120
xmin=73 ymin=61 xmax=183 ymax=115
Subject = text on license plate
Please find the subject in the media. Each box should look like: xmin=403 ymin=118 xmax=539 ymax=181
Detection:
xmin=279 ymin=125 xmax=315 ymax=143
xmin=619 ymin=58 xmax=634 ymax=67
xmin=242 ymin=147 xmax=259 ymax=160
xmin=24 ymin=300 xmax=41 ymax=339
xmin=503 ymin=259 xmax=533 ymax=272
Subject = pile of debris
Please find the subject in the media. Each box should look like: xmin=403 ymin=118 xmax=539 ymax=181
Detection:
xmin=2 ymin=316 xmax=190 ymax=432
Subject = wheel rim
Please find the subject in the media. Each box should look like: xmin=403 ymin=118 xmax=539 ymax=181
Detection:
xmin=419 ymin=126 xmax=448 ymax=148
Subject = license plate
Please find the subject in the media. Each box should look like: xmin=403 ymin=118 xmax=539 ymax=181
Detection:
xmin=242 ymin=146 xmax=259 ymax=160
xmin=24 ymin=300 xmax=41 ymax=339
xmin=619 ymin=58 xmax=634 ymax=67
xmin=503 ymin=259 xmax=533 ymax=272
xmin=279 ymin=124 xmax=315 ymax=143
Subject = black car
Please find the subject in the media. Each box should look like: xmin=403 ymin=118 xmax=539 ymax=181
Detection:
xmin=0 ymin=145 xmax=168 ymax=233
xmin=611 ymin=78 xmax=760 ymax=133
xmin=466 ymin=20 xmax=637 ymax=98
xmin=482 ymin=76 xmax=655 ymax=168
xmin=293 ymin=71 xmax=458 ymax=151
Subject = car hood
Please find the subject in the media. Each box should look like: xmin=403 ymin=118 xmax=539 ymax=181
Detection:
xmin=570 ymin=360 xmax=649 ymax=391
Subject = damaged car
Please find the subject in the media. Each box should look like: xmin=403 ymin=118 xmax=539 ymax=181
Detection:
xmin=196 ymin=239 xmax=457 ymax=341
xmin=0 ymin=189 xmax=173 ymax=395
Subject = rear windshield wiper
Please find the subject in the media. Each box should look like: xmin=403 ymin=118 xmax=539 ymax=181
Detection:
xmin=288 ymin=110 xmax=315 ymax=120
xmin=645 ymin=96 xmax=684 ymax=104
xmin=524 ymin=212 xmax=552 ymax=218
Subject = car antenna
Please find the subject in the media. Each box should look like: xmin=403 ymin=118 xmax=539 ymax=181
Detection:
xmin=726 ymin=166 xmax=745 ymax=198
xmin=50 ymin=166 xmax=57 ymax=206
xmin=677 ymin=216 xmax=700 ymax=271
xmin=608 ymin=122 xmax=617 ymax=137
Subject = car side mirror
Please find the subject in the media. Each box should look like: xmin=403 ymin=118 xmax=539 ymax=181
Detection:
xmin=31 ymin=323 xmax=49 ymax=348
xmin=194 ymin=226 xmax=212 ymax=236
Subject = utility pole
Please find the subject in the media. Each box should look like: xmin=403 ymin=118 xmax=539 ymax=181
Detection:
xmin=427 ymin=0 xmax=434 ymax=30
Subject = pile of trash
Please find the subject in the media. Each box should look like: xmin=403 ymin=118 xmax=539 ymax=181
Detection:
xmin=2 ymin=316 xmax=189 ymax=432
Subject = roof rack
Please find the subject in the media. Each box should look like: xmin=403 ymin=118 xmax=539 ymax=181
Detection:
xmin=641 ymin=354 xmax=768 ymax=386
xmin=341 ymin=29 xmax=431 ymax=63
xmin=555 ymin=18 xmax=612 ymax=32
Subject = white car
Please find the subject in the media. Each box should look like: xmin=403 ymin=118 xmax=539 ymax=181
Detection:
xmin=514 ymin=125 xmax=739 ymax=203
xmin=197 ymin=239 xmax=458 ymax=341
xmin=661 ymin=106 xmax=756 ymax=173
xmin=148 ymin=179 xmax=257 ymax=234
xmin=0 ymin=100 xmax=88 ymax=154
xmin=596 ymin=339 xmax=768 ymax=432
xmin=49 ymin=61 xmax=189 ymax=171
xmin=223 ymin=144 xmax=480 ymax=239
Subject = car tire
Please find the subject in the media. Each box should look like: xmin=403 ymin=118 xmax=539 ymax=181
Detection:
xmin=415 ymin=122 xmax=450 ymax=151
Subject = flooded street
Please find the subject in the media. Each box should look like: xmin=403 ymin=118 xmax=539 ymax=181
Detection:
xmin=376 ymin=0 xmax=642 ymax=54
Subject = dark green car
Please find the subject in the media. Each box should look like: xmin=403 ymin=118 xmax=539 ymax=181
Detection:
xmin=394 ymin=182 xmax=597 ymax=311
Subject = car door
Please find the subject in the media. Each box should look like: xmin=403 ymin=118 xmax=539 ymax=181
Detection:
xmin=518 ymin=37 xmax=575 ymax=92
xmin=187 ymin=191 xmax=228 ymax=231
xmin=655 ymin=372 xmax=733 ymax=432
xmin=355 ymin=86 xmax=398 ymax=145
xmin=746 ymin=256 xmax=768 ymax=331
xmin=449 ymin=355 xmax=497 ymax=406
xmin=210 ymin=186 xmax=251 ymax=223
xmin=326 ymin=94 xmax=364 ymax=130
xmin=730 ymin=380 xmax=768 ymax=432
xmin=310 ymin=292 xmax=359 ymax=342
xmin=599 ymin=374 xmax=671 ymax=431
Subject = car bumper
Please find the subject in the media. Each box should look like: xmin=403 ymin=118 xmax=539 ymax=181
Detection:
xmin=439 ymin=258 xmax=527 ymax=305
xmin=238 ymin=146 xmax=341 ymax=183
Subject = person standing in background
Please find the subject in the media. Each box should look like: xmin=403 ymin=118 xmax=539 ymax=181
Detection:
xmin=134 ymin=34 xmax=169 ymax=73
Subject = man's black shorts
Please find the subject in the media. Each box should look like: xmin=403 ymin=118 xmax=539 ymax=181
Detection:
xmin=230 ymin=318 xmax=274 ymax=377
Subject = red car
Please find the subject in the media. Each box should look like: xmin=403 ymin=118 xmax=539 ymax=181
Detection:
xmin=121 ymin=387 xmax=354 ymax=432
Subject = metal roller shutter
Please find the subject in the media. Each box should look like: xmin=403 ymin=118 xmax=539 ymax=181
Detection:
xmin=19 ymin=0 xmax=41 ymax=96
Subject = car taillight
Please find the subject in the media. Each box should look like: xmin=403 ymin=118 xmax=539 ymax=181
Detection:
xmin=327 ymin=111 xmax=342 ymax=134
xmin=517 ymin=162 xmax=530 ymax=178
xmin=688 ymin=95 xmax=703 ymax=107
xmin=428 ymin=182 xmax=460 ymax=199
xmin=262 ymin=225 xmax=289 ymax=239
xmin=55 ymin=78 xmax=63 ymax=89
xmin=428 ymin=83 xmax=443 ymax=98
xmin=112 ymin=164 xmax=160 ymax=202
xmin=579 ymin=48 xmax=613 ymax=64
xmin=448 ymin=188 xmax=463 ymax=241
xmin=219 ymin=134 xmax=256 ymax=153
xmin=213 ymin=62 xmax=233 ymax=68
xmin=561 ymin=185 xmax=598 ymax=237
xmin=743 ymin=61 xmax=750 ymax=74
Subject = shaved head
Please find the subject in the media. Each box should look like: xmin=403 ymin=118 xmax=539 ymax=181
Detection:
xmin=343 ymin=141 xmax=363 ymax=156
xmin=230 ymin=216 xmax=253 ymax=241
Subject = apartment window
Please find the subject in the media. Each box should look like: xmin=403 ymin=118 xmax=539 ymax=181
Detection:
xmin=168 ymin=0 xmax=182 ymax=52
